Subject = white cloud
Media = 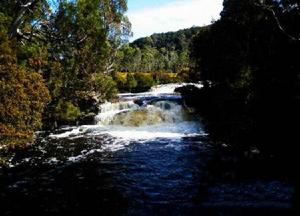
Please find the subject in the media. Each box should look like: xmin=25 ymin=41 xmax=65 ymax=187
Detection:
xmin=127 ymin=0 xmax=223 ymax=41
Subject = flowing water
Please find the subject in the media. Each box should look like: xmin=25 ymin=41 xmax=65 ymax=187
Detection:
xmin=0 ymin=83 xmax=294 ymax=215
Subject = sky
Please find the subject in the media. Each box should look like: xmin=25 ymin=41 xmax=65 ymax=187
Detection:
xmin=127 ymin=0 xmax=224 ymax=41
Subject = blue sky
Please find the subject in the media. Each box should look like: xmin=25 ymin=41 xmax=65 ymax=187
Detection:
xmin=127 ymin=0 xmax=223 ymax=41
xmin=128 ymin=0 xmax=175 ymax=12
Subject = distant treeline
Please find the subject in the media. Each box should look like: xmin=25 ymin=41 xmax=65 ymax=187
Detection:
xmin=114 ymin=72 xmax=182 ymax=93
xmin=114 ymin=27 xmax=202 ymax=73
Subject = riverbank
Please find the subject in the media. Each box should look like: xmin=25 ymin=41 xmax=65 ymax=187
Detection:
xmin=176 ymin=84 xmax=297 ymax=212
xmin=0 ymin=83 xmax=296 ymax=215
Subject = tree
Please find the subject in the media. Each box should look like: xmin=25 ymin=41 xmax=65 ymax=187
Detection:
xmin=0 ymin=1 xmax=51 ymax=148
xmin=189 ymin=0 xmax=299 ymax=206
xmin=116 ymin=27 xmax=202 ymax=74
xmin=0 ymin=34 xmax=50 ymax=148
xmin=45 ymin=0 xmax=131 ymax=122
xmin=1 ymin=0 xmax=131 ymax=147
xmin=191 ymin=0 xmax=300 ymax=157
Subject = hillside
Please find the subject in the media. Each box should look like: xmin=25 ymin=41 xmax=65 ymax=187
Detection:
xmin=115 ymin=26 xmax=206 ymax=73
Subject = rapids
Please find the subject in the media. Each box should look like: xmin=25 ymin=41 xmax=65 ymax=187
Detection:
xmin=49 ymin=83 xmax=205 ymax=144
xmin=0 ymin=83 xmax=294 ymax=215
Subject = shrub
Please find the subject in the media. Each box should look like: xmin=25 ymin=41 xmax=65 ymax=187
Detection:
xmin=134 ymin=72 xmax=155 ymax=92
xmin=177 ymin=68 xmax=191 ymax=82
xmin=114 ymin=72 xmax=127 ymax=91
xmin=0 ymin=39 xmax=50 ymax=148
xmin=126 ymin=73 xmax=137 ymax=92
xmin=54 ymin=99 xmax=81 ymax=123
xmin=155 ymin=71 xmax=178 ymax=84
xmin=91 ymin=73 xmax=118 ymax=102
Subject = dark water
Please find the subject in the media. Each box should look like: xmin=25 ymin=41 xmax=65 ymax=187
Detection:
xmin=0 ymin=133 xmax=293 ymax=216
xmin=0 ymin=85 xmax=295 ymax=215
xmin=0 ymin=132 xmax=214 ymax=215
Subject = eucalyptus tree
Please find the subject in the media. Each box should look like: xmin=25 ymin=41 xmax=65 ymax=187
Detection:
xmin=45 ymin=0 xmax=131 ymax=122
xmin=0 ymin=0 xmax=131 ymax=146
xmin=115 ymin=27 xmax=201 ymax=74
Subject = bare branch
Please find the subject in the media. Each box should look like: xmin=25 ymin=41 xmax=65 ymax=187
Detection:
xmin=254 ymin=2 xmax=300 ymax=41
xmin=78 ymin=35 xmax=88 ymax=44
xmin=20 ymin=2 xmax=34 ymax=8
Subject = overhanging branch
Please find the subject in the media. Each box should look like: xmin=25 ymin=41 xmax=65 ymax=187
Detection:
xmin=254 ymin=2 xmax=300 ymax=41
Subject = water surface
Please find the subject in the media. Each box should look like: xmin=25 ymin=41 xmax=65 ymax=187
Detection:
xmin=0 ymin=83 xmax=293 ymax=215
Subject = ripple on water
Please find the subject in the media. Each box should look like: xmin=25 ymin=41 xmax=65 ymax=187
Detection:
xmin=1 ymin=83 xmax=293 ymax=215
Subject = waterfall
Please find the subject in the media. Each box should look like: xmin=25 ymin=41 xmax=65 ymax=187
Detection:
xmin=50 ymin=83 xmax=204 ymax=141
xmin=150 ymin=82 xmax=203 ymax=94
xmin=95 ymin=101 xmax=140 ymax=125
xmin=95 ymin=100 xmax=189 ymax=127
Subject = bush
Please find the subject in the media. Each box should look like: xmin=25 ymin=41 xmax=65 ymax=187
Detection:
xmin=114 ymin=72 xmax=127 ymax=91
xmin=134 ymin=72 xmax=155 ymax=92
xmin=0 ymin=37 xmax=50 ymax=148
xmin=177 ymin=68 xmax=191 ymax=82
xmin=91 ymin=73 xmax=118 ymax=102
xmin=126 ymin=73 xmax=137 ymax=92
xmin=155 ymin=71 xmax=178 ymax=84
xmin=54 ymin=99 xmax=81 ymax=123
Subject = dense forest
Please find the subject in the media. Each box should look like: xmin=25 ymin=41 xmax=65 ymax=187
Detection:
xmin=1 ymin=0 xmax=299 ymax=214
xmin=1 ymin=0 xmax=299 ymax=161
xmin=1 ymin=0 xmax=299 ymax=155
xmin=116 ymin=26 xmax=201 ymax=73
xmin=191 ymin=0 xmax=299 ymax=155
xmin=0 ymin=0 xmax=130 ymax=148
xmin=177 ymin=0 xmax=300 ymax=182
xmin=0 ymin=0 xmax=202 ymax=150
xmin=113 ymin=27 xmax=202 ymax=92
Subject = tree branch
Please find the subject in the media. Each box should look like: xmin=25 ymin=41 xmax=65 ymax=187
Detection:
xmin=254 ymin=2 xmax=300 ymax=41
xmin=9 ymin=0 xmax=39 ymax=39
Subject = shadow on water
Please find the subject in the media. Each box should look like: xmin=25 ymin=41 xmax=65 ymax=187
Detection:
xmin=0 ymin=134 xmax=213 ymax=215
xmin=0 ymin=84 xmax=295 ymax=215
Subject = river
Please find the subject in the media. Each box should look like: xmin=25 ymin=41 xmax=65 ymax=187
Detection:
xmin=0 ymin=83 xmax=294 ymax=215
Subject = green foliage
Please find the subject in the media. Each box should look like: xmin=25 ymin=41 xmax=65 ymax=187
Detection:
xmin=154 ymin=71 xmax=178 ymax=84
xmin=114 ymin=72 xmax=127 ymax=91
xmin=46 ymin=0 xmax=129 ymax=110
xmin=114 ymin=71 xmax=185 ymax=92
xmin=113 ymin=27 xmax=201 ymax=92
xmin=54 ymin=99 xmax=81 ymax=122
xmin=0 ymin=0 xmax=130 ymax=147
xmin=0 ymin=2 xmax=52 ymax=148
xmin=190 ymin=0 xmax=300 ymax=157
xmin=0 ymin=35 xmax=50 ymax=148
xmin=47 ymin=61 xmax=64 ymax=99
xmin=134 ymin=73 xmax=155 ymax=92
xmin=0 ymin=0 xmax=50 ymax=40
xmin=230 ymin=66 xmax=253 ymax=95
xmin=114 ymin=72 xmax=157 ymax=92
xmin=116 ymin=27 xmax=202 ymax=74
xmin=47 ymin=0 xmax=108 ymax=98
xmin=90 ymin=73 xmax=118 ymax=102
xmin=126 ymin=73 xmax=137 ymax=92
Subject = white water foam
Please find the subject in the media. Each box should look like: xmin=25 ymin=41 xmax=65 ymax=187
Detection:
xmin=50 ymin=83 xmax=205 ymax=153
xmin=118 ymin=82 xmax=203 ymax=99
xmin=95 ymin=101 xmax=140 ymax=125
xmin=50 ymin=121 xmax=203 ymax=141
xmin=150 ymin=82 xmax=203 ymax=94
